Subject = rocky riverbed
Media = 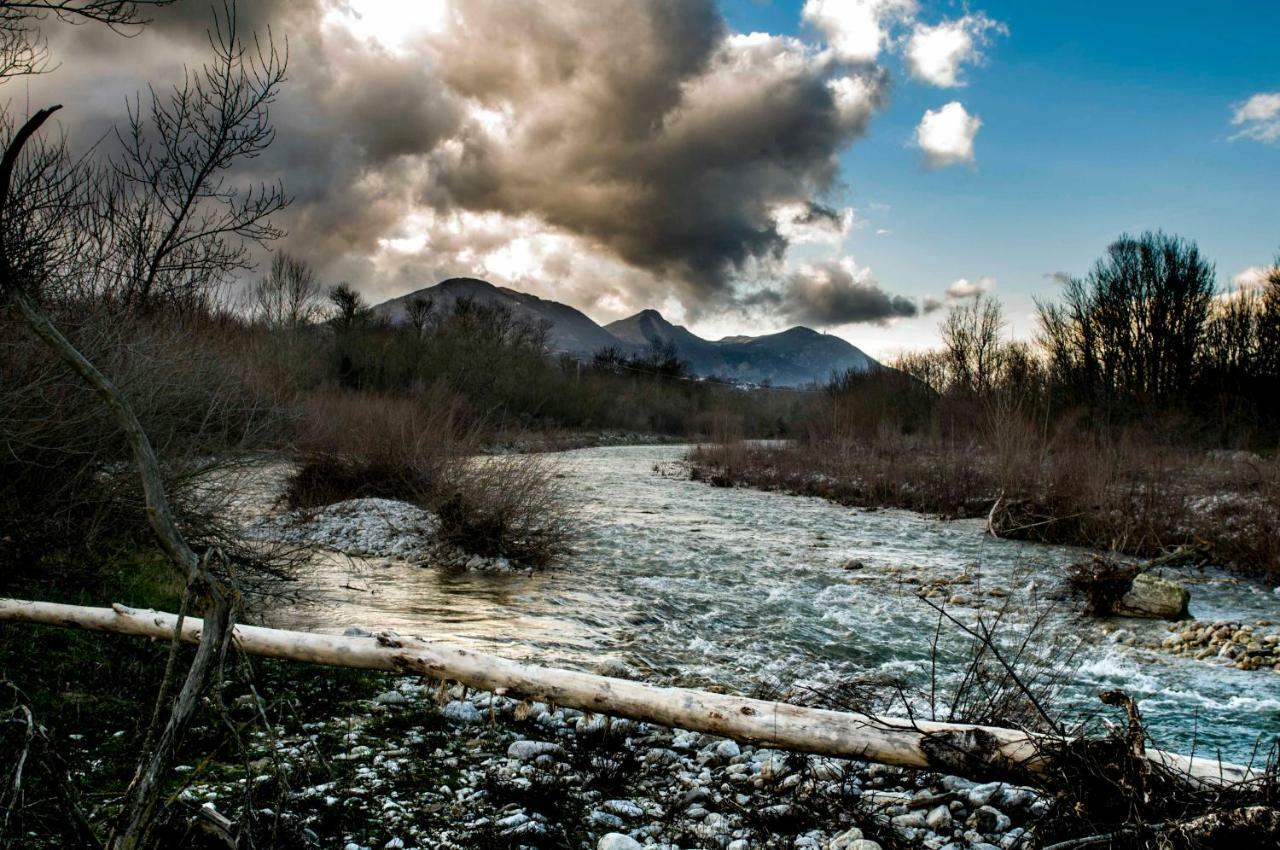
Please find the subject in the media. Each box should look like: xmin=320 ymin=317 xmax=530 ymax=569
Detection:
xmin=1149 ymin=619 xmax=1280 ymax=671
xmin=179 ymin=674 xmax=1047 ymax=850
xmin=246 ymin=496 xmax=519 ymax=571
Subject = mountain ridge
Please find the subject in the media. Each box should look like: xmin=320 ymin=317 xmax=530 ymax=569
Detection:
xmin=373 ymin=277 xmax=879 ymax=387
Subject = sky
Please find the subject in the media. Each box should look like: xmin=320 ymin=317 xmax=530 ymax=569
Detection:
xmin=23 ymin=0 xmax=1280 ymax=358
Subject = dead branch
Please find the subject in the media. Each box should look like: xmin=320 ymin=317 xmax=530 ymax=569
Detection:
xmin=0 ymin=598 xmax=1259 ymax=790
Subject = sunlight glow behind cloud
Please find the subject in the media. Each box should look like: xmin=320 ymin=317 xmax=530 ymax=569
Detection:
xmin=326 ymin=0 xmax=448 ymax=51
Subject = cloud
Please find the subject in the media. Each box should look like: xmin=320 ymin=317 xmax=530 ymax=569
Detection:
xmin=914 ymin=101 xmax=981 ymax=167
xmin=1232 ymin=265 xmax=1276 ymax=292
xmin=945 ymin=276 xmax=995 ymax=300
xmin=773 ymin=202 xmax=856 ymax=244
xmin=753 ymin=258 xmax=919 ymax=326
xmin=1231 ymin=92 xmax=1280 ymax=143
xmin=922 ymin=295 xmax=944 ymax=313
xmin=1044 ymin=271 xmax=1072 ymax=285
xmin=905 ymin=13 xmax=1005 ymax=88
xmin=27 ymin=0 xmax=902 ymax=322
xmin=802 ymin=0 xmax=916 ymax=64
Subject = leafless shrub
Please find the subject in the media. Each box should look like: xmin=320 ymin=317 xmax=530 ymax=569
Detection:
xmin=434 ymin=454 xmax=575 ymax=568
xmin=0 ymin=307 xmax=291 ymax=586
xmin=284 ymin=387 xmax=575 ymax=567
xmin=283 ymin=386 xmax=475 ymax=511
xmin=1064 ymin=555 xmax=1140 ymax=616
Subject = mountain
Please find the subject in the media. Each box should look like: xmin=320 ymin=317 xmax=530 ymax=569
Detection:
xmin=603 ymin=309 xmax=728 ymax=375
xmin=374 ymin=277 xmax=623 ymax=355
xmin=604 ymin=310 xmax=877 ymax=386
xmin=373 ymin=278 xmax=879 ymax=386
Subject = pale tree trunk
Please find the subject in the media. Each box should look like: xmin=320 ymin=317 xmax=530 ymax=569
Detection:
xmin=0 ymin=599 xmax=1256 ymax=789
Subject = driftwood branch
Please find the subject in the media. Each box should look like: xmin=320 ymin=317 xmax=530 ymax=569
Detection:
xmin=0 ymin=598 xmax=1257 ymax=789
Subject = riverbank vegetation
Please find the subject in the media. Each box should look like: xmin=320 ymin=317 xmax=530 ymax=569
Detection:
xmin=691 ymin=233 xmax=1280 ymax=580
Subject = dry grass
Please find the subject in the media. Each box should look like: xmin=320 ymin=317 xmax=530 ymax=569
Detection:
xmin=284 ymin=386 xmax=475 ymax=510
xmin=283 ymin=386 xmax=575 ymax=567
xmin=689 ymin=431 xmax=1280 ymax=581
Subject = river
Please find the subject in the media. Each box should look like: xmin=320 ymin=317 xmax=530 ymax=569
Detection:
xmin=275 ymin=444 xmax=1280 ymax=764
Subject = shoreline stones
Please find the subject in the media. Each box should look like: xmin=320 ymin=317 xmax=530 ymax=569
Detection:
xmin=246 ymin=497 xmax=520 ymax=571
xmin=246 ymin=497 xmax=439 ymax=560
xmin=1158 ymin=619 xmax=1280 ymax=672
xmin=177 ymin=675 xmax=1047 ymax=849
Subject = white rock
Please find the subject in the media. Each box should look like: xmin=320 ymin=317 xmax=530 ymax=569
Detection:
xmin=967 ymin=782 xmax=1005 ymax=808
xmin=892 ymin=811 xmax=928 ymax=830
xmin=1115 ymin=573 xmax=1190 ymax=619
xmin=247 ymin=497 xmax=438 ymax=560
xmin=601 ymin=799 xmax=645 ymax=819
xmin=926 ymin=804 xmax=953 ymax=831
xmin=597 ymin=834 xmax=643 ymax=850
xmin=441 ymin=700 xmax=482 ymax=724
xmin=828 ymin=828 xmax=863 ymax=850
xmin=506 ymin=740 xmax=563 ymax=761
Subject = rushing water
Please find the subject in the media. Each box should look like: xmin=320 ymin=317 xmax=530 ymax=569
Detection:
xmin=276 ymin=444 xmax=1280 ymax=764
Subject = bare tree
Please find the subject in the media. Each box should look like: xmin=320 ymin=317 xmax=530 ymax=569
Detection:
xmin=940 ymin=293 xmax=1004 ymax=394
xmin=249 ymin=250 xmax=321 ymax=328
xmin=328 ymin=281 xmax=370 ymax=330
xmin=1037 ymin=231 xmax=1215 ymax=412
xmin=104 ymin=1 xmax=288 ymax=312
xmin=405 ymin=294 xmax=433 ymax=334
xmin=0 ymin=2 xmax=170 ymax=81
xmin=0 ymin=3 xmax=287 ymax=846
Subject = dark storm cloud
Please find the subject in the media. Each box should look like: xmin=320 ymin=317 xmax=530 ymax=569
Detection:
xmin=419 ymin=1 xmax=884 ymax=306
xmin=750 ymin=260 xmax=919 ymax=326
xmin=25 ymin=0 xmax=888 ymax=313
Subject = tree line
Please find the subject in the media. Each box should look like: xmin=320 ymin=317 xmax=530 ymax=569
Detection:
xmin=878 ymin=231 xmax=1280 ymax=447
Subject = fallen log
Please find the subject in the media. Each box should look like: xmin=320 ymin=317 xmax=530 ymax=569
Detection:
xmin=0 ymin=598 xmax=1256 ymax=787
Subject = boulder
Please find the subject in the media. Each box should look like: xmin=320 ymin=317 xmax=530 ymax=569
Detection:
xmin=1114 ymin=573 xmax=1190 ymax=619
xmin=597 ymin=834 xmax=642 ymax=850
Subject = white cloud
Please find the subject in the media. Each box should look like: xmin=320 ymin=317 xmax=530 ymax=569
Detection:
xmin=802 ymin=0 xmax=916 ymax=64
xmin=772 ymin=202 xmax=856 ymax=244
xmin=1232 ymin=265 xmax=1275 ymax=292
xmin=915 ymin=101 xmax=982 ymax=167
xmin=946 ymin=276 xmax=995 ymax=300
xmin=827 ymin=74 xmax=884 ymax=129
xmin=905 ymin=14 xmax=1005 ymax=87
xmin=1231 ymin=92 xmax=1280 ymax=143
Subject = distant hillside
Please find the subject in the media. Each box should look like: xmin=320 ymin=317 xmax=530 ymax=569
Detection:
xmin=604 ymin=310 xmax=876 ymax=386
xmin=603 ymin=309 xmax=728 ymax=374
xmin=374 ymin=278 xmax=622 ymax=355
xmin=373 ymin=278 xmax=879 ymax=386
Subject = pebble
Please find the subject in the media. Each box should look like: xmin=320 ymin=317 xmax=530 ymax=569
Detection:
xmin=1153 ymin=619 xmax=1280 ymax=672
xmin=828 ymin=828 xmax=863 ymax=849
xmin=440 ymin=701 xmax=483 ymax=724
xmin=182 ymin=674 xmax=1042 ymax=850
